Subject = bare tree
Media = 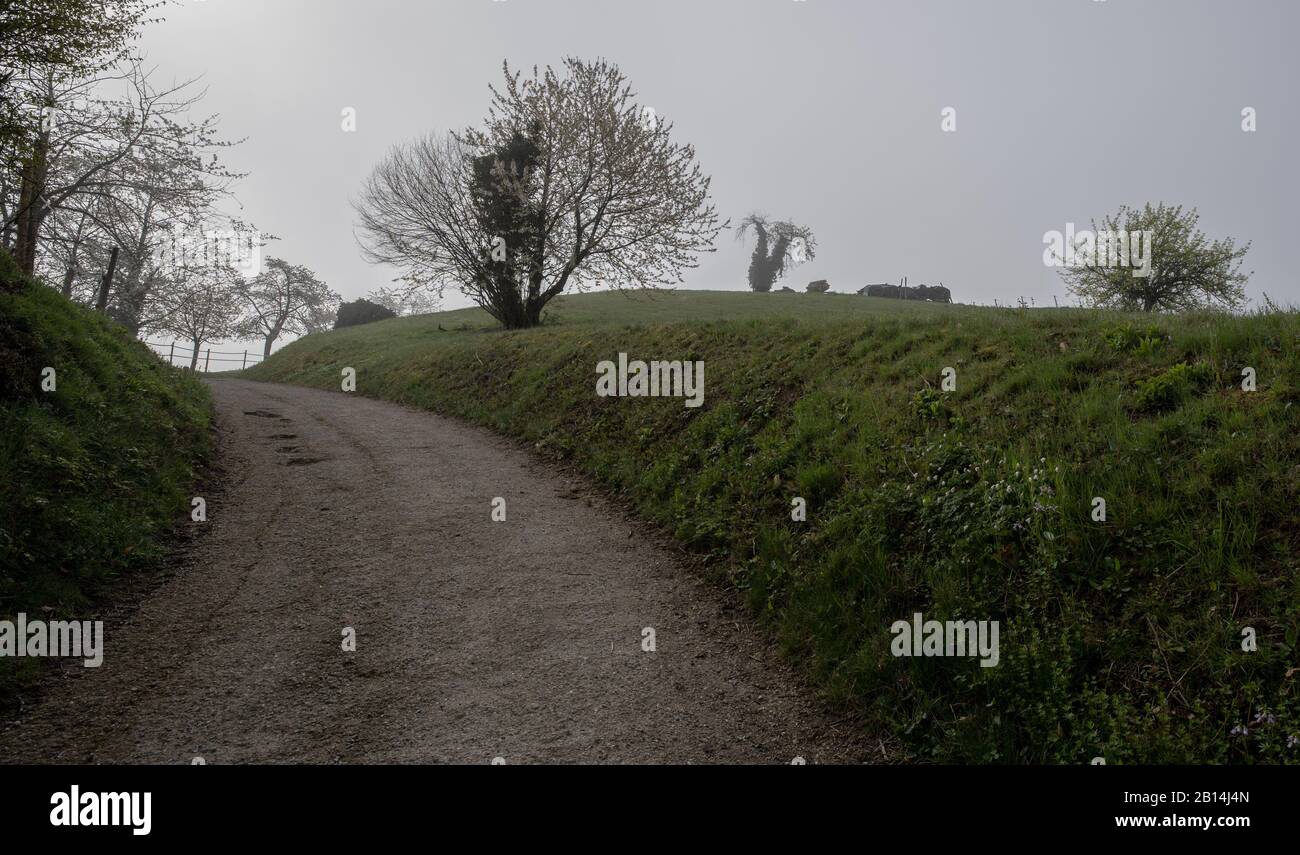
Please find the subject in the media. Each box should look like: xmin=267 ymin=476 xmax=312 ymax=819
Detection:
xmin=152 ymin=263 xmax=243 ymax=369
xmin=32 ymin=203 xmax=94 ymax=298
xmin=3 ymin=61 xmax=242 ymax=283
xmin=366 ymin=284 xmax=439 ymax=317
xmin=737 ymin=214 xmax=816 ymax=292
xmin=237 ymin=258 xmax=338 ymax=357
xmin=355 ymin=57 xmax=725 ymax=329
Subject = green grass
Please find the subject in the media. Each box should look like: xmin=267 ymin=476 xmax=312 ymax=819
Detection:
xmin=358 ymin=287 xmax=953 ymax=330
xmin=246 ymin=288 xmax=1300 ymax=763
xmin=0 ymin=250 xmax=212 ymax=706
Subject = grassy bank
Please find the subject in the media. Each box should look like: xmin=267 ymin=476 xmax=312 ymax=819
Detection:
xmin=247 ymin=289 xmax=1300 ymax=763
xmin=0 ymin=251 xmax=211 ymax=704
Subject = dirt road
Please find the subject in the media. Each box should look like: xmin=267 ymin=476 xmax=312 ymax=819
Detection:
xmin=0 ymin=379 xmax=868 ymax=764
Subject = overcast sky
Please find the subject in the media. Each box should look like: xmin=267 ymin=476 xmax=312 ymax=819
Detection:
xmin=138 ymin=0 xmax=1298 ymax=339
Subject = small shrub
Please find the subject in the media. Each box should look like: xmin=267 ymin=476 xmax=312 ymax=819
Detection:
xmin=911 ymin=387 xmax=951 ymax=422
xmin=1135 ymin=362 xmax=1213 ymax=413
xmin=1105 ymin=322 xmax=1165 ymax=353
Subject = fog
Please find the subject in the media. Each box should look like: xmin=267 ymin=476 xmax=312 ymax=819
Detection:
xmin=138 ymin=0 xmax=1298 ymax=340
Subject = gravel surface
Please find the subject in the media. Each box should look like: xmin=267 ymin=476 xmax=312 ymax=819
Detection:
xmin=0 ymin=379 xmax=872 ymax=764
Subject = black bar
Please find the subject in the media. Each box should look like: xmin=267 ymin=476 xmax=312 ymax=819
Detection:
xmin=0 ymin=765 xmax=1282 ymax=841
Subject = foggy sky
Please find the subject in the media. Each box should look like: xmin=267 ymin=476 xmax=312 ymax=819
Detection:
xmin=137 ymin=0 xmax=1299 ymax=343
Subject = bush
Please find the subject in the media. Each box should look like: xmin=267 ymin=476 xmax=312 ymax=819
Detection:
xmin=1135 ymin=362 xmax=1213 ymax=413
xmin=911 ymin=386 xmax=951 ymax=422
xmin=334 ymin=298 xmax=397 ymax=329
xmin=1104 ymin=322 xmax=1165 ymax=353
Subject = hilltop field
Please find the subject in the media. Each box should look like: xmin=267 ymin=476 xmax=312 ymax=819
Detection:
xmin=245 ymin=288 xmax=1300 ymax=763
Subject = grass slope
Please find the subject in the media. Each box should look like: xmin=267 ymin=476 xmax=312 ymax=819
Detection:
xmin=1 ymin=251 xmax=211 ymax=704
xmin=247 ymin=289 xmax=1300 ymax=763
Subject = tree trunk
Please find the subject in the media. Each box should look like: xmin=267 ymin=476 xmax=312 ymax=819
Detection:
xmin=61 ymin=215 xmax=87 ymax=297
xmin=13 ymin=166 xmax=38 ymax=273
xmin=524 ymin=298 xmax=544 ymax=328
xmin=13 ymin=131 xmax=50 ymax=276
xmin=190 ymin=338 xmax=201 ymax=370
xmin=747 ymin=224 xmax=770 ymax=292
xmin=764 ymin=236 xmax=790 ymax=291
xmin=113 ymin=197 xmax=156 ymax=331
xmin=0 ymin=176 xmax=11 ymax=251
xmin=493 ymin=272 xmax=532 ymax=329
xmin=95 ymin=246 xmax=119 ymax=313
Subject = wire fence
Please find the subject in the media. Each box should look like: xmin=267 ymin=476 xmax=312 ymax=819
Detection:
xmin=144 ymin=341 xmax=265 ymax=372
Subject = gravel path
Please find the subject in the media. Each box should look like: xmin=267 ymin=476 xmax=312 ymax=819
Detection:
xmin=0 ymin=379 xmax=870 ymax=764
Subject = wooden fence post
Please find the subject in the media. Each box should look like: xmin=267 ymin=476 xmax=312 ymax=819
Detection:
xmin=242 ymin=350 xmax=247 ymax=369
xmin=168 ymin=342 xmax=175 ymax=365
xmin=94 ymin=246 xmax=119 ymax=312
xmin=204 ymin=349 xmax=210 ymax=372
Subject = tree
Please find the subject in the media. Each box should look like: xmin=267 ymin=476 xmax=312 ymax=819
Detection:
xmin=0 ymin=0 xmax=158 ymax=149
xmin=1055 ymin=203 xmax=1251 ymax=312
xmin=365 ymin=284 xmax=438 ymax=317
xmin=334 ymin=297 xmax=396 ymax=329
xmin=3 ymin=62 xmax=244 ymax=285
xmin=237 ymin=258 xmax=337 ymax=357
xmin=355 ymin=57 xmax=725 ymax=329
xmin=0 ymin=0 xmax=158 ymax=86
xmin=736 ymin=214 xmax=815 ymax=292
xmin=152 ymin=264 xmax=243 ymax=369
xmin=465 ymin=126 xmax=544 ymax=327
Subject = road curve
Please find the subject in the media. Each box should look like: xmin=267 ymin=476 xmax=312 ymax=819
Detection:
xmin=0 ymin=379 xmax=869 ymax=764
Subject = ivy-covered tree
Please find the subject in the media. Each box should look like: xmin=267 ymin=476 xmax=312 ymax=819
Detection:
xmin=467 ymin=125 xmax=543 ymax=327
xmin=737 ymin=214 xmax=815 ymax=292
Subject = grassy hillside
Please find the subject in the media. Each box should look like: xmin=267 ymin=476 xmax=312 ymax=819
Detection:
xmin=247 ymin=288 xmax=1300 ymax=763
xmin=0 ymin=251 xmax=211 ymax=704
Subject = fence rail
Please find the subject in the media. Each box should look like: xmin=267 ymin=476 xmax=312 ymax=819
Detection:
xmin=144 ymin=341 xmax=265 ymax=372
